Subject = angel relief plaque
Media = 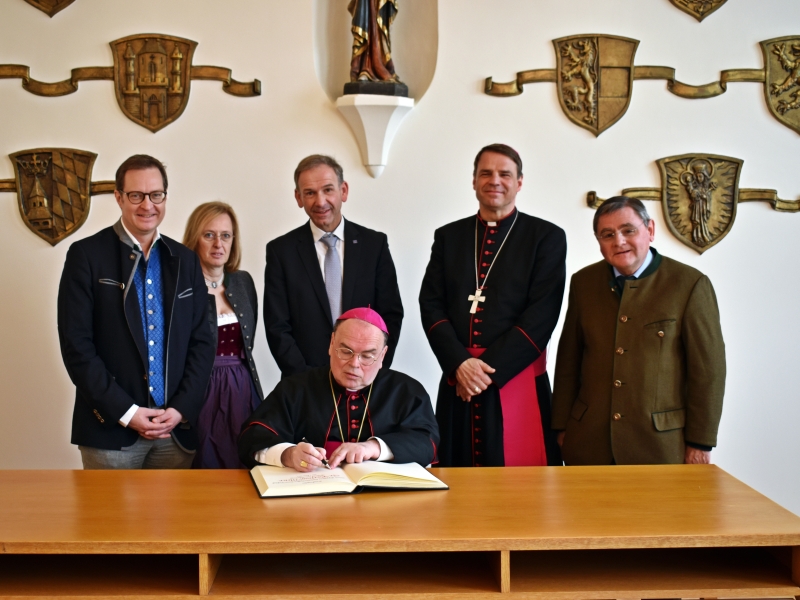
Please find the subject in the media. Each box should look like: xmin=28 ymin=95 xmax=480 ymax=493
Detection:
xmin=658 ymin=155 xmax=741 ymax=253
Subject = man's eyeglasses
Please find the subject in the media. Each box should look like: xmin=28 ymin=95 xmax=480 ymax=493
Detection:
xmin=202 ymin=232 xmax=234 ymax=243
xmin=596 ymin=222 xmax=645 ymax=242
xmin=334 ymin=347 xmax=378 ymax=366
xmin=122 ymin=191 xmax=167 ymax=205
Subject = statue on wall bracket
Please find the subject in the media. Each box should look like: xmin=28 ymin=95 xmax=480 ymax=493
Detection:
xmin=485 ymin=34 xmax=800 ymax=136
xmin=344 ymin=0 xmax=407 ymax=97
xmin=669 ymin=0 xmax=728 ymax=22
xmin=587 ymin=153 xmax=799 ymax=254
xmin=0 ymin=34 xmax=261 ymax=133
xmin=22 ymin=0 xmax=76 ymax=17
xmin=0 ymin=148 xmax=114 ymax=246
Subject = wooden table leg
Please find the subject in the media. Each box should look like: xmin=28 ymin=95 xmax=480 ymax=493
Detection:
xmin=793 ymin=546 xmax=800 ymax=600
xmin=493 ymin=550 xmax=511 ymax=593
xmin=199 ymin=553 xmax=222 ymax=596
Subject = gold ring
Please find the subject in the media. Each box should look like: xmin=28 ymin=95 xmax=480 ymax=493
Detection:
xmin=300 ymin=460 xmax=308 ymax=468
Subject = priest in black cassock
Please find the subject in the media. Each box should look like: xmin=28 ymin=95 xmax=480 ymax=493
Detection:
xmin=419 ymin=144 xmax=566 ymax=467
xmin=238 ymin=307 xmax=439 ymax=470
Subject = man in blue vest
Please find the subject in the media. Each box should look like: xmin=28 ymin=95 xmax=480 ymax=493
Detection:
xmin=58 ymin=154 xmax=214 ymax=468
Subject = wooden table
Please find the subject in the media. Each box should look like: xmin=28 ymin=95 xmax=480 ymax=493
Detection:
xmin=1 ymin=465 xmax=799 ymax=599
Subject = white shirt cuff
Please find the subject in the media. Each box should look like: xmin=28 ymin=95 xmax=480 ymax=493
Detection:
xmin=370 ymin=437 xmax=394 ymax=462
xmin=255 ymin=443 xmax=295 ymax=467
xmin=118 ymin=404 xmax=139 ymax=427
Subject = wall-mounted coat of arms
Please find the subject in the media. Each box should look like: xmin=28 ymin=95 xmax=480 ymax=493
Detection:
xmin=0 ymin=34 xmax=260 ymax=132
xmin=22 ymin=0 xmax=75 ymax=17
xmin=484 ymin=33 xmax=800 ymax=137
xmin=587 ymin=153 xmax=799 ymax=254
xmin=555 ymin=35 xmax=638 ymax=136
xmin=668 ymin=0 xmax=729 ymax=22
xmin=0 ymin=149 xmax=113 ymax=246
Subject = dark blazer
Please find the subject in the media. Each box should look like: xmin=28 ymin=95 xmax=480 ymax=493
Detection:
xmin=57 ymin=221 xmax=215 ymax=451
xmin=551 ymin=251 xmax=726 ymax=465
xmin=264 ymin=218 xmax=403 ymax=377
xmin=206 ymin=269 xmax=264 ymax=400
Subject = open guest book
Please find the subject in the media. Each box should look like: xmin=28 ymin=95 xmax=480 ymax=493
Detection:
xmin=249 ymin=461 xmax=449 ymax=498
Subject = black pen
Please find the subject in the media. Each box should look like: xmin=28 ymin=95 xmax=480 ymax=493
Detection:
xmin=300 ymin=437 xmax=331 ymax=469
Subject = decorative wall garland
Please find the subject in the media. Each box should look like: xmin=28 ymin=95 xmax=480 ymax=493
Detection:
xmin=485 ymin=34 xmax=800 ymax=137
xmin=0 ymin=34 xmax=261 ymax=132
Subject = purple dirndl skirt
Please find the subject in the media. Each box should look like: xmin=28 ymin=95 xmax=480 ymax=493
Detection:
xmin=193 ymin=354 xmax=260 ymax=469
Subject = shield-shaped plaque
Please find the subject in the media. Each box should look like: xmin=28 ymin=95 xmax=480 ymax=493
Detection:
xmin=668 ymin=0 xmax=728 ymax=22
xmin=657 ymin=154 xmax=742 ymax=254
xmin=760 ymin=36 xmax=800 ymax=135
xmin=111 ymin=34 xmax=197 ymax=133
xmin=10 ymin=148 xmax=96 ymax=246
xmin=23 ymin=0 xmax=76 ymax=17
xmin=553 ymin=34 xmax=638 ymax=137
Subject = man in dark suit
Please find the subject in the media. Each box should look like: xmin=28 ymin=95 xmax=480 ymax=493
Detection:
xmin=57 ymin=154 xmax=214 ymax=469
xmin=419 ymin=144 xmax=566 ymax=467
xmin=264 ymin=155 xmax=403 ymax=378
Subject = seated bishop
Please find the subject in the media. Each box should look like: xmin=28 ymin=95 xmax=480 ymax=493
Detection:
xmin=238 ymin=308 xmax=439 ymax=471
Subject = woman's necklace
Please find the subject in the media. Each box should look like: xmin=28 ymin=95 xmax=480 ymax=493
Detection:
xmin=203 ymin=272 xmax=223 ymax=289
xmin=329 ymin=370 xmax=374 ymax=444
xmin=468 ymin=211 xmax=518 ymax=314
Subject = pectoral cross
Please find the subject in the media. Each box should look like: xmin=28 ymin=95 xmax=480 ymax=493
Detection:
xmin=468 ymin=288 xmax=485 ymax=314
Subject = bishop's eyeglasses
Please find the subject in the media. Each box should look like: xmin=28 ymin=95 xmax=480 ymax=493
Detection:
xmin=334 ymin=347 xmax=379 ymax=366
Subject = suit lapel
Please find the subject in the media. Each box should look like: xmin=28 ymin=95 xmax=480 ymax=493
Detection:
xmin=341 ymin=219 xmax=360 ymax=312
xmin=119 ymin=239 xmax=147 ymax=364
xmin=296 ymin=224 xmax=334 ymax=325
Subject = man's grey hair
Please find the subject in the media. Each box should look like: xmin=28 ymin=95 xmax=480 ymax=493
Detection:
xmin=294 ymin=154 xmax=344 ymax=190
xmin=593 ymin=196 xmax=651 ymax=234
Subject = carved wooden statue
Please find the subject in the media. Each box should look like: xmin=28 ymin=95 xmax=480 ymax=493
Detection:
xmin=344 ymin=0 xmax=407 ymax=96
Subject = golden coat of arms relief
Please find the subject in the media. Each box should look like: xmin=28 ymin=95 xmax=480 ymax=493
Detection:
xmin=111 ymin=35 xmax=197 ymax=133
xmin=555 ymin=35 xmax=638 ymax=137
xmin=0 ymin=149 xmax=114 ymax=246
xmin=668 ymin=0 xmax=729 ymax=22
xmin=22 ymin=0 xmax=76 ymax=17
xmin=761 ymin=36 xmax=800 ymax=135
xmin=587 ymin=153 xmax=799 ymax=254
xmin=659 ymin=155 xmax=741 ymax=253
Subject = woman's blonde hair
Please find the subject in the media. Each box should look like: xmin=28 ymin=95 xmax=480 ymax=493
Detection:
xmin=182 ymin=201 xmax=241 ymax=273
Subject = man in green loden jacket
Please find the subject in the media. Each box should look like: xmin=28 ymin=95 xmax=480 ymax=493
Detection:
xmin=552 ymin=196 xmax=725 ymax=465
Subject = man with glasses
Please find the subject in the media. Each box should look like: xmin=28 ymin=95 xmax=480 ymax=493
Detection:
xmin=551 ymin=196 xmax=725 ymax=465
xmin=239 ymin=307 xmax=438 ymax=470
xmin=57 ymin=154 xmax=214 ymax=469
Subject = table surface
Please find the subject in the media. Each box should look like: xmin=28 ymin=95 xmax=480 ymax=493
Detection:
xmin=1 ymin=464 xmax=799 ymax=554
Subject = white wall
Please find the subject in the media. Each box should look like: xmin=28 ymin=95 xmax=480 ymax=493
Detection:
xmin=0 ymin=0 xmax=797 ymax=514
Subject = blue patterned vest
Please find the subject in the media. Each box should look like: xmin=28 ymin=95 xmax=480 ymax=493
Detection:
xmin=133 ymin=241 xmax=166 ymax=406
